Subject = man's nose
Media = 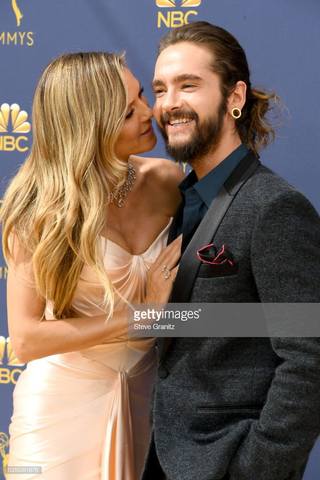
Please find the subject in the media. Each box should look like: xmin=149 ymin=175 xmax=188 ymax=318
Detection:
xmin=160 ymin=90 xmax=182 ymax=112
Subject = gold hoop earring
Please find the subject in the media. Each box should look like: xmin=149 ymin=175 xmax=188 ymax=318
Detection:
xmin=231 ymin=107 xmax=242 ymax=119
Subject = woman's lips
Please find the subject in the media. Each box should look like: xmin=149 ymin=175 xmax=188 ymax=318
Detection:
xmin=141 ymin=125 xmax=153 ymax=136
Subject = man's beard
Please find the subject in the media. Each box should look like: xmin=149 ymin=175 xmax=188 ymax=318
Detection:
xmin=158 ymin=99 xmax=227 ymax=165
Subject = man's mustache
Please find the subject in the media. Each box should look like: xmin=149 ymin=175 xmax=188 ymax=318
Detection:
xmin=159 ymin=110 xmax=199 ymax=129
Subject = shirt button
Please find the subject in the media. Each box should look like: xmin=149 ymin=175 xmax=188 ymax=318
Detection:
xmin=158 ymin=364 xmax=169 ymax=379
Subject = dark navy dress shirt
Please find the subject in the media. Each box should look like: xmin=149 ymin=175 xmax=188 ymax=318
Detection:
xmin=175 ymin=144 xmax=249 ymax=252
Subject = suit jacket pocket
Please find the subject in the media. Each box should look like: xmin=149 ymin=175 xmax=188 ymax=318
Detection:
xmin=197 ymin=404 xmax=263 ymax=415
xmin=190 ymin=405 xmax=258 ymax=440
xmin=198 ymin=262 xmax=239 ymax=278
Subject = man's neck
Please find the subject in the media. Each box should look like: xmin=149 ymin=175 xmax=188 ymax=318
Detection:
xmin=192 ymin=134 xmax=242 ymax=180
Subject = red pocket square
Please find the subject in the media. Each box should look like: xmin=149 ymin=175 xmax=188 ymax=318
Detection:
xmin=197 ymin=243 xmax=236 ymax=266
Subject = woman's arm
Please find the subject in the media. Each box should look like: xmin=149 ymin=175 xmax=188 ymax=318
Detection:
xmin=7 ymin=266 xmax=129 ymax=363
xmin=6 ymin=236 xmax=129 ymax=363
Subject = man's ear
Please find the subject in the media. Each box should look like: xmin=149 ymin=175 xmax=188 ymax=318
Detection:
xmin=227 ymin=81 xmax=247 ymax=113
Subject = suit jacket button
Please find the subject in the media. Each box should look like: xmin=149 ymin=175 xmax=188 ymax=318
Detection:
xmin=158 ymin=364 xmax=169 ymax=379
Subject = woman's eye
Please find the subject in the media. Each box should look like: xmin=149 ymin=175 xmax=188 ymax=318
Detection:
xmin=125 ymin=109 xmax=134 ymax=119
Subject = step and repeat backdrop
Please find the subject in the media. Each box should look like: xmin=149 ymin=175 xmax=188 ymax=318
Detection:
xmin=0 ymin=1 xmax=319 ymax=478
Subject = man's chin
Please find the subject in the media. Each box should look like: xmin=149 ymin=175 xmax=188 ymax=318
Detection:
xmin=166 ymin=135 xmax=193 ymax=151
xmin=165 ymin=143 xmax=193 ymax=163
xmin=167 ymin=141 xmax=187 ymax=151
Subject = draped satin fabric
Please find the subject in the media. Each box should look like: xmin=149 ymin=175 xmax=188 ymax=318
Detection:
xmin=7 ymin=221 xmax=172 ymax=480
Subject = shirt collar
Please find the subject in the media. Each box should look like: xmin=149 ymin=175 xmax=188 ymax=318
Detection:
xmin=179 ymin=144 xmax=249 ymax=208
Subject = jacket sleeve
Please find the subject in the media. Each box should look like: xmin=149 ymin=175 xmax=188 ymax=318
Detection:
xmin=229 ymin=190 xmax=320 ymax=480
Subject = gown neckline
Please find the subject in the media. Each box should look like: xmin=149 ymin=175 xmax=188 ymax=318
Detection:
xmin=100 ymin=217 xmax=173 ymax=257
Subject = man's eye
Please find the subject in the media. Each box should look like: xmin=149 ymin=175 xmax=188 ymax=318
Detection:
xmin=125 ymin=109 xmax=134 ymax=119
xmin=182 ymin=84 xmax=195 ymax=89
xmin=153 ymin=89 xmax=165 ymax=96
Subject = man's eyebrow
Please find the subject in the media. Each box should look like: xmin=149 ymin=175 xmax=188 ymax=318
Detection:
xmin=152 ymin=79 xmax=165 ymax=88
xmin=152 ymin=74 xmax=203 ymax=88
xmin=173 ymin=74 xmax=203 ymax=83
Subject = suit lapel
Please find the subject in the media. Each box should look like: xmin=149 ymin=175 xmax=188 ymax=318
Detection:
xmin=170 ymin=151 xmax=260 ymax=303
xmin=158 ymin=152 xmax=260 ymax=361
xmin=167 ymin=202 xmax=183 ymax=245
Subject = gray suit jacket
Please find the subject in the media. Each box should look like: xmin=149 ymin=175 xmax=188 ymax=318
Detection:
xmin=143 ymin=153 xmax=320 ymax=480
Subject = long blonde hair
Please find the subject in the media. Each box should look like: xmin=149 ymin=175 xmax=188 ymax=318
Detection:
xmin=1 ymin=52 xmax=129 ymax=319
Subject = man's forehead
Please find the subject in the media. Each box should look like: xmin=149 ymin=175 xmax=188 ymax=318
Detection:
xmin=154 ymin=42 xmax=213 ymax=78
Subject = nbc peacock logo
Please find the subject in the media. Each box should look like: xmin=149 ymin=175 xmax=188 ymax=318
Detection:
xmin=0 ymin=432 xmax=9 ymax=479
xmin=0 ymin=103 xmax=31 ymax=153
xmin=156 ymin=0 xmax=202 ymax=28
xmin=0 ymin=335 xmax=25 ymax=385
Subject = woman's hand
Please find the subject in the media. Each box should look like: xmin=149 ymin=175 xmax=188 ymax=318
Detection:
xmin=145 ymin=235 xmax=182 ymax=305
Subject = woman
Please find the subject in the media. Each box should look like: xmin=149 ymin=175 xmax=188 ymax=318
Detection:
xmin=1 ymin=52 xmax=183 ymax=479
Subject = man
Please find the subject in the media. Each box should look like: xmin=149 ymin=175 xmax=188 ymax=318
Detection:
xmin=142 ymin=22 xmax=320 ymax=480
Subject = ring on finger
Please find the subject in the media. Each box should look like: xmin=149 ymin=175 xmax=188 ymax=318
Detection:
xmin=162 ymin=265 xmax=171 ymax=280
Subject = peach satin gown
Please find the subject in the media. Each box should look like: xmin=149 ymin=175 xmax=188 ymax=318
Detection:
xmin=7 ymin=221 xmax=172 ymax=480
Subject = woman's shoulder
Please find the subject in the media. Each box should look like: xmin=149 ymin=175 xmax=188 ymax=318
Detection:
xmin=130 ymin=155 xmax=184 ymax=186
xmin=130 ymin=155 xmax=185 ymax=215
